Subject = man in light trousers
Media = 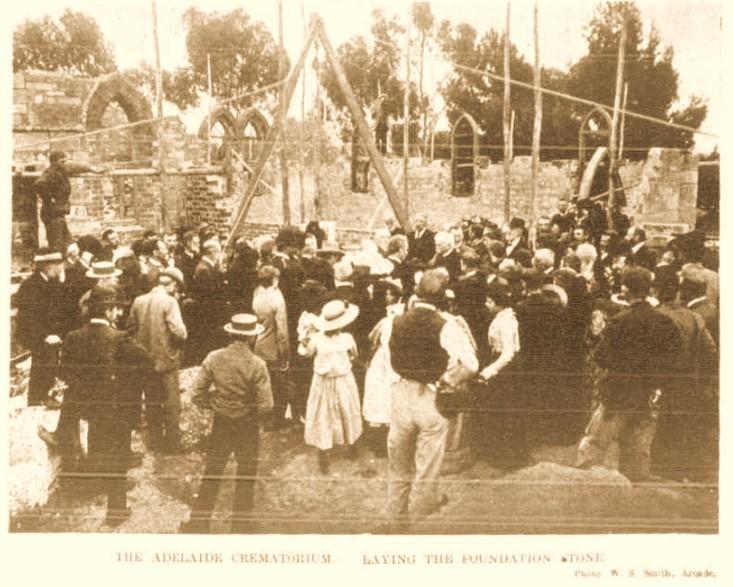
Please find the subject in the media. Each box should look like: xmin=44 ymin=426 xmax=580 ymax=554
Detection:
xmin=386 ymin=270 xmax=478 ymax=531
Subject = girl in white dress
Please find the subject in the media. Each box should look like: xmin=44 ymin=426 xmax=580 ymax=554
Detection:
xmin=303 ymin=300 xmax=363 ymax=473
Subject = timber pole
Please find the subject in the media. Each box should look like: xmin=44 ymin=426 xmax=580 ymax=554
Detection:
xmin=608 ymin=16 xmax=627 ymax=233
xmin=403 ymin=13 xmax=411 ymax=218
xmin=317 ymin=18 xmax=412 ymax=232
xmin=531 ymin=1 xmax=542 ymax=242
xmin=619 ymin=81 xmax=629 ymax=159
xmin=151 ymin=0 xmax=167 ymax=229
xmin=226 ymin=18 xmax=320 ymax=248
xmin=278 ymin=0 xmax=291 ymax=225
xmin=298 ymin=0 xmax=307 ymax=223
xmin=502 ymin=1 xmax=512 ymax=224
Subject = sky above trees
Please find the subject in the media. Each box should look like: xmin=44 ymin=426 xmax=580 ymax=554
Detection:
xmin=7 ymin=0 xmax=721 ymax=151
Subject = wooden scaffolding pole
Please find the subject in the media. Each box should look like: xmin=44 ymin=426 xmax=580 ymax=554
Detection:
xmin=318 ymin=18 xmax=412 ymax=231
xmin=278 ymin=0 xmax=291 ymax=225
xmin=403 ymin=14 xmax=411 ymax=217
xmin=607 ymin=16 xmax=627 ymax=232
xmin=530 ymin=1 xmax=542 ymax=239
xmin=298 ymin=0 xmax=307 ymax=223
xmin=502 ymin=1 xmax=512 ymax=223
xmin=619 ymin=81 xmax=629 ymax=159
xmin=227 ymin=15 xmax=413 ymax=244
xmin=226 ymin=19 xmax=320 ymax=248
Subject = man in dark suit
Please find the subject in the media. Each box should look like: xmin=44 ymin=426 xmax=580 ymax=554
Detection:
xmin=191 ymin=239 xmax=229 ymax=360
xmin=577 ymin=267 xmax=681 ymax=482
xmin=175 ymin=230 xmax=200 ymax=288
xmin=59 ymin=285 xmax=152 ymax=526
xmin=505 ymin=225 xmax=532 ymax=268
xmin=407 ymin=213 xmax=436 ymax=266
xmin=654 ymin=272 xmax=718 ymax=481
xmin=625 ymin=226 xmax=656 ymax=271
xmin=428 ymin=231 xmax=462 ymax=285
xmin=515 ymin=270 xmax=573 ymax=448
xmin=15 ymin=249 xmax=68 ymax=407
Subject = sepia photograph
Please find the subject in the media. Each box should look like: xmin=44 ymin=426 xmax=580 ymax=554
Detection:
xmin=3 ymin=0 xmax=723 ymax=555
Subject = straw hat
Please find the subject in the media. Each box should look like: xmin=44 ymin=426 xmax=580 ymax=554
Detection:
xmin=85 ymin=260 xmax=122 ymax=279
xmin=223 ymin=313 xmax=265 ymax=337
xmin=316 ymin=300 xmax=359 ymax=332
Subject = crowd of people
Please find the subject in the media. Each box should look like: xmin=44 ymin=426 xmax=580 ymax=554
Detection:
xmin=14 ymin=185 xmax=719 ymax=532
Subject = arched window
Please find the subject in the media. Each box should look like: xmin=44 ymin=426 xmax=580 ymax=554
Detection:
xmin=578 ymin=106 xmax=613 ymax=165
xmin=84 ymin=74 xmax=154 ymax=168
xmin=197 ymin=107 xmax=237 ymax=161
xmin=451 ymin=113 xmax=479 ymax=197
xmin=235 ymin=108 xmax=269 ymax=165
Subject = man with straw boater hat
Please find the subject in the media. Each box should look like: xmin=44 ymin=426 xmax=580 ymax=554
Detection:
xmin=180 ymin=314 xmax=273 ymax=534
xmin=15 ymin=248 xmax=68 ymax=408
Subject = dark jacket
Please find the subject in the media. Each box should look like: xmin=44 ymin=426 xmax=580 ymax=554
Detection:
xmin=61 ymin=322 xmax=152 ymax=424
xmin=34 ymin=162 xmax=92 ymax=223
xmin=408 ymin=228 xmax=436 ymax=265
xmin=15 ymin=272 xmax=67 ymax=352
xmin=429 ymin=249 xmax=462 ymax=284
xmin=176 ymin=249 xmax=200 ymax=291
xmin=595 ymin=301 xmax=681 ymax=411
xmin=629 ymin=244 xmax=657 ymax=272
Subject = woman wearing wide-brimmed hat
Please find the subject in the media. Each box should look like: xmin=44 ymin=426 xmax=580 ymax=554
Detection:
xmin=302 ymin=299 xmax=362 ymax=473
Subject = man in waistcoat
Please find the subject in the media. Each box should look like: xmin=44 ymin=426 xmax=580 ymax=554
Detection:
xmin=385 ymin=270 xmax=478 ymax=532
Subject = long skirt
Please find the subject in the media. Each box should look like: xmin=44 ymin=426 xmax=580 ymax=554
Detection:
xmin=304 ymin=372 xmax=363 ymax=451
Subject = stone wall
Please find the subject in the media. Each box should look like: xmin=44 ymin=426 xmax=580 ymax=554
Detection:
xmin=12 ymin=69 xmax=700 ymax=254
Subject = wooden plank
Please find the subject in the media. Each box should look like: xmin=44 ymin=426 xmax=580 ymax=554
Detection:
xmin=317 ymin=18 xmax=412 ymax=232
xmin=226 ymin=18 xmax=320 ymax=248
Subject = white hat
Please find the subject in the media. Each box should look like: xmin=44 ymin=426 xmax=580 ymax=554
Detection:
xmin=316 ymin=300 xmax=359 ymax=332
xmin=223 ymin=313 xmax=265 ymax=337
xmin=85 ymin=261 xmax=122 ymax=279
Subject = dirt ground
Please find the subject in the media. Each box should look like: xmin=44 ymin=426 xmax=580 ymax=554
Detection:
xmin=9 ymin=367 xmax=718 ymax=535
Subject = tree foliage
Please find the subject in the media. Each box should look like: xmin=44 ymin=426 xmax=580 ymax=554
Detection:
xmin=320 ymin=8 xmax=420 ymax=133
xmin=13 ymin=10 xmax=117 ymax=76
xmin=178 ymin=8 xmax=282 ymax=110
xmin=567 ymin=1 xmax=706 ymax=154
xmin=438 ymin=22 xmax=575 ymax=159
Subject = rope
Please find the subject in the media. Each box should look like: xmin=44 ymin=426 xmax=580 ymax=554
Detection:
xmin=14 ymin=76 xmax=292 ymax=152
xmin=371 ymin=37 xmax=718 ymax=139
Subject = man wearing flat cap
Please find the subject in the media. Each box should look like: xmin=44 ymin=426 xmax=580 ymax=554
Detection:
xmin=15 ymin=248 xmax=68 ymax=407
xmin=180 ymin=314 xmax=273 ymax=534
xmin=34 ymin=151 xmax=103 ymax=251
xmin=127 ymin=267 xmax=188 ymax=452
xmin=386 ymin=269 xmax=478 ymax=531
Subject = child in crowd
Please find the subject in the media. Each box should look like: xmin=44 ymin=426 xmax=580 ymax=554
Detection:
xmin=302 ymin=299 xmax=363 ymax=473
